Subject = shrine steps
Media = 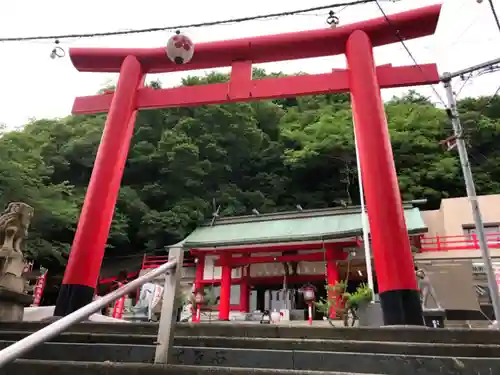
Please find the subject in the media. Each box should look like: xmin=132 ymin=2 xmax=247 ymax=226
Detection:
xmin=0 ymin=339 xmax=498 ymax=374
xmin=0 ymin=361 xmax=370 ymax=375
xmin=0 ymin=333 xmax=500 ymax=358
xmin=1 ymin=321 xmax=500 ymax=344
xmin=0 ymin=322 xmax=499 ymax=374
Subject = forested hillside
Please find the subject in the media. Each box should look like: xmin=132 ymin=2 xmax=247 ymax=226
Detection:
xmin=2 ymin=70 xmax=500 ymax=270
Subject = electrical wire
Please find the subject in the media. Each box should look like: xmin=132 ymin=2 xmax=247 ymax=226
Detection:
xmin=454 ymin=73 xmax=474 ymax=99
xmin=446 ymin=11 xmax=484 ymax=51
xmin=0 ymin=0 xmax=375 ymax=42
xmin=442 ymin=0 xmax=500 ymax=100
xmin=460 ymin=82 xmax=500 ymax=168
xmin=487 ymin=0 xmax=500 ymax=35
xmin=474 ymin=82 xmax=500 ymax=120
xmin=374 ymin=0 xmax=447 ymax=107
xmin=454 ymin=64 xmax=500 ymax=99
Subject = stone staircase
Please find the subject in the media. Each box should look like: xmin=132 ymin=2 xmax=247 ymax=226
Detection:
xmin=0 ymin=322 xmax=499 ymax=374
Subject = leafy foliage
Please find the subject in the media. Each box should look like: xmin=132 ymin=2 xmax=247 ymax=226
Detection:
xmin=344 ymin=283 xmax=373 ymax=309
xmin=2 ymin=72 xmax=500 ymax=272
xmin=314 ymin=281 xmax=347 ymax=316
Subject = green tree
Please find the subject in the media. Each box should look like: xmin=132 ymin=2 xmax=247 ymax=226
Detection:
xmin=0 ymin=71 xmax=499 ymax=273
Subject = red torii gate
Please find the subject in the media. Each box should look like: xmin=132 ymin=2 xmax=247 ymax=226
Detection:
xmin=55 ymin=4 xmax=442 ymax=326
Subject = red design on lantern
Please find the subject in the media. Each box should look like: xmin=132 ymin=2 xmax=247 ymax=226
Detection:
xmin=173 ymin=35 xmax=192 ymax=51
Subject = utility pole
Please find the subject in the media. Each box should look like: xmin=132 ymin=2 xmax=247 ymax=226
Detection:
xmin=441 ymin=72 xmax=500 ymax=323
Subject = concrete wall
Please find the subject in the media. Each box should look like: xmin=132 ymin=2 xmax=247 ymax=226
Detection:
xmin=421 ymin=195 xmax=500 ymax=237
xmin=420 ymin=209 xmax=444 ymax=237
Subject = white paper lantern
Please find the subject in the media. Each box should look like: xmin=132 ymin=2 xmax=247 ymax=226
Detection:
xmin=166 ymin=31 xmax=195 ymax=65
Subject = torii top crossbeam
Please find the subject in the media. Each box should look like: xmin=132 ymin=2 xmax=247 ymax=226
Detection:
xmin=70 ymin=4 xmax=441 ymax=73
xmin=71 ymin=4 xmax=442 ymax=115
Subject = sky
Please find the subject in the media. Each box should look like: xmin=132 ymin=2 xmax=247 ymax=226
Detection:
xmin=0 ymin=0 xmax=499 ymax=129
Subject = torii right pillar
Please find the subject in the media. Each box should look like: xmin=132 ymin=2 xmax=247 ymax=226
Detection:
xmin=346 ymin=30 xmax=422 ymax=325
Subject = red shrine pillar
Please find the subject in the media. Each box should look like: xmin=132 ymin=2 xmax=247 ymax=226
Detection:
xmin=240 ymin=265 xmax=250 ymax=313
xmin=326 ymin=248 xmax=340 ymax=318
xmin=55 ymin=56 xmax=144 ymax=316
xmin=346 ymin=30 xmax=422 ymax=326
xmin=219 ymin=253 xmax=232 ymax=320
xmin=193 ymin=254 xmax=205 ymax=323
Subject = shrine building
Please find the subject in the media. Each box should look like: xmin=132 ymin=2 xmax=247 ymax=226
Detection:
xmin=142 ymin=202 xmax=427 ymax=321
xmin=92 ymin=194 xmax=500 ymax=323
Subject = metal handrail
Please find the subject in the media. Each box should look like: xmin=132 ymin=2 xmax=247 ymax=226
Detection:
xmin=0 ymin=258 xmax=178 ymax=368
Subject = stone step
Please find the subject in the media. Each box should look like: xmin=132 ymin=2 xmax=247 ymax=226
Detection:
xmin=174 ymin=336 xmax=500 ymax=357
xmin=172 ymin=346 xmax=500 ymax=374
xmin=1 ymin=333 xmax=500 ymax=358
xmin=0 ymin=360 xmax=370 ymax=375
xmin=1 ymin=322 xmax=499 ymax=344
xmin=0 ymin=341 xmax=498 ymax=374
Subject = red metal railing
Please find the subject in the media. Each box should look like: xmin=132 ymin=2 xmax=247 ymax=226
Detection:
xmin=140 ymin=234 xmax=500 ymax=263
xmin=98 ymin=254 xmax=195 ymax=286
xmin=141 ymin=254 xmax=196 ymax=269
xmin=419 ymin=233 xmax=500 ymax=252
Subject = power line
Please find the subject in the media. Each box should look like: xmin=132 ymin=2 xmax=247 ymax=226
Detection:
xmin=487 ymin=0 xmax=500 ymax=35
xmin=453 ymin=61 xmax=500 ymax=99
xmin=445 ymin=66 xmax=500 ymax=164
xmin=374 ymin=0 xmax=447 ymax=107
xmin=473 ymin=82 xmax=500 ymax=120
xmin=444 ymin=56 xmax=500 ymax=81
xmin=0 ymin=0 xmax=375 ymax=42
xmin=464 ymin=82 xmax=500 ymax=168
xmin=454 ymin=73 xmax=474 ymax=99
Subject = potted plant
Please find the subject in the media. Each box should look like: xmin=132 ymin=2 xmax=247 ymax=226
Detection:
xmin=315 ymin=282 xmax=381 ymax=327
xmin=315 ymin=280 xmax=348 ymax=326
xmin=344 ymin=283 xmax=372 ymax=309
xmin=344 ymin=283 xmax=383 ymax=327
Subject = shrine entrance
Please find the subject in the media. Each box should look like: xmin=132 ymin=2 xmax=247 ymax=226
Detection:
xmin=55 ymin=4 xmax=442 ymax=326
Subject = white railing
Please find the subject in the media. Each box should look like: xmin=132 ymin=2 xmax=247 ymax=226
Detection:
xmin=0 ymin=247 xmax=184 ymax=368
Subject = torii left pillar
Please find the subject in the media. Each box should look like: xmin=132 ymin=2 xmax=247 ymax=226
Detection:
xmin=54 ymin=56 xmax=144 ymax=315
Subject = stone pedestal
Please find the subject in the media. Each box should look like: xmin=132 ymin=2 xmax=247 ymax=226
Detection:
xmin=0 ymin=201 xmax=36 ymax=321
xmin=0 ymin=287 xmax=33 ymax=321
xmin=357 ymin=301 xmax=384 ymax=327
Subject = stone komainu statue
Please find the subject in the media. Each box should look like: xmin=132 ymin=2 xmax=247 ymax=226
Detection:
xmin=0 ymin=202 xmax=34 ymax=277
xmin=416 ymin=268 xmax=443 ymax=310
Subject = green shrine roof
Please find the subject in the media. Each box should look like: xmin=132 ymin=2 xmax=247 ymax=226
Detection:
xmin=181 ymin=203 xmax=427 ymax=249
